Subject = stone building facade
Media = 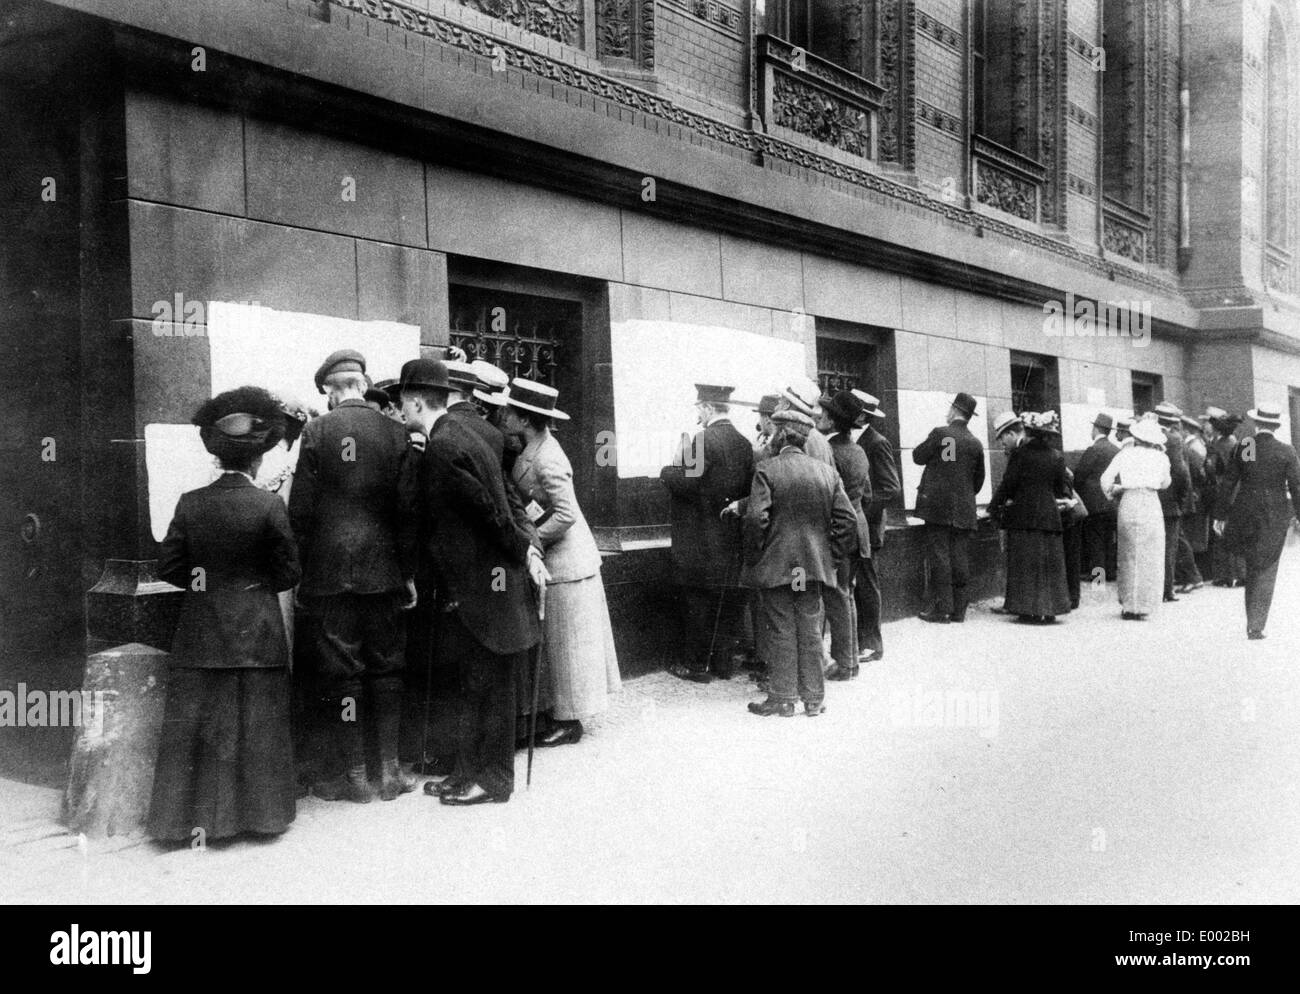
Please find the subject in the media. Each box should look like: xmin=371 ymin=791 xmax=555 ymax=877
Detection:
xmin=1 ymin=0 xmax=1298 ymax=776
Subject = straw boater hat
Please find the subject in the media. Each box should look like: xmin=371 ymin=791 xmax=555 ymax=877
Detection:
xmin=504 ymin=378 xmax=570 ymax=420
xmin=193 ymin=386 xmax=286 ymax=463
xmin=1203 ymin=405 xmax=1228 ymax=421
xmin=1153 ymin=401 xmax=1183 ymax=426
xmin=470 ymin=360 xmax=510 ymax=406
xmin=992 ymin=411 xmax=1023 ymax=438
xmin=780 ymin=378 xmax=822 ymax=417
xmin=1180 ymin=414 xmax=1203 ymax=433
xmin=1129 ymin=419 xmax=1166 ymax=448
xmin=850 ymin=389 xmax=885 ymax=418
xmin=1248 ymin=402 xmax=1283 ymax=427
xmin=313 ymin=349 xmax=366 ymax=393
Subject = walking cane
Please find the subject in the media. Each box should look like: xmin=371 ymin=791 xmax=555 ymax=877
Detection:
xmin=526 ymin=582 xmax=547 ymax=789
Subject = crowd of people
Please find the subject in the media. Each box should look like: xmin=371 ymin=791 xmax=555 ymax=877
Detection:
xmin=143 ymin=348 xmax=1300 ymax=842
xmin=147 ymin=348 xmax=619 ymax=842
xmin=658 ymin=383 xmax=1300 ymax=718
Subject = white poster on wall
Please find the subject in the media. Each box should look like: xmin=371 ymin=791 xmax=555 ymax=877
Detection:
xmin=144 ymin=302 xmax=422 ymax=541
xmin=609 ymin=318 xmax=807 ymax=478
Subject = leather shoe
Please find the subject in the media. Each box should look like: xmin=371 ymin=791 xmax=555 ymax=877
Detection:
xmin=918 ymin=610 xmax=950 ymax=624
xmin=668 ymin=663 xmax=712 ymax=684
xmin=440 ymin=782 xmax=509 ymax=806
xmin=1248 ymin=630 xmax=1266 ymax=641
xmin=424 ymin=776 xmax=470 ymax=797
xmin=748 ymin=697 xmax=795 ymax=717
xmin=1163 ymin=594 xmax=1179 ymax=603
xmin=990 ymin=605 xmax=1011 ymax=615
xmin=804 ymin=701 xmax=827 ymax=717
xmin=825 ymin=662 xmax=858 ymax=681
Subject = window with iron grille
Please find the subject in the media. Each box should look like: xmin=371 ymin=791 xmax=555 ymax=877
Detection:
xmin=1009 ymin=351 xmax=1059 ymax=415
xmin=447 ymin=285 xmax=577 ymax=388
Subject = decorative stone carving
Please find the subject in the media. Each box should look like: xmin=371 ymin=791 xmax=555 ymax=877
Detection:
xmin=1104 ymin=216 xmax=1146 ymax=263
xmin=597 ymin=0 xmax=655 ymax=66
xmin=1068 ymin=173 xmax=1096 ymax=197
xmin=917 ymin=100 xmax=961 ymax=137
xmin=915 ymin=9 xmax=960 ymax=50
xmin=876 ymin=0 xmax=914 ymax=167
xmin=772 ymin=72 xmax=872 ymax=159
xmin=1039 ymin=0 xmax=1065 ymax=226
xmin=977 ymin=161 xmax=1038 ymax=221
xmin=459 ymin=0 xmax=584 ymax=48
xmin=1067 ymin=102 xmax=1097 ymax=130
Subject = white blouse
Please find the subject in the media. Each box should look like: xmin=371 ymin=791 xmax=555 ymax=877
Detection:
xmin=1100 ymin=445 xmax=1171 ymax=498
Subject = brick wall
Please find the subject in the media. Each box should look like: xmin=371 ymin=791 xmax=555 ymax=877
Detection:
xmin=653 ymin=2 xmax=749 ymax=122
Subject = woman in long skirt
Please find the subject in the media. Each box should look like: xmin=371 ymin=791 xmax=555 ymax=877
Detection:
xmin=1100 ymin=419 xmax=1172 ymax=619
xmin=500 ymin=378 xmax=620 ymax=747
xmin=989 ymin=411 xmax=1073 ymax=623
xmin=148 ymin=387 xmax=301 ymax=842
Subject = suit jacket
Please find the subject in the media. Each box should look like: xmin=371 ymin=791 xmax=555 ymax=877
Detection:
xmin=913 ymin=420 xmax=986 ymax=530
xmin=828 ymin=431 xmax=871 ymax=558
xmin=1207 ymin=434 xmax=1237 ymax=519
xmin=660 ymin=418 xmax=754 ymax=587
xmin=418 ymin=414 xmax=540 ymax=656
xmin=159 ymin=474 xmax=300 ymax=669
xmin=743 ymin=447 xmax=858 ymax=589
xmin=1184 ymin=435 xmax=1209 ymax=516
xmin=857 ymin=425 xmax=901 ymax=549
xmin=1215 ymin=431 xmax=1300 ymax=555
xmin=511 ymin=432 xmax=602 ymax=583
xmin=989 ymin=438 xmax=1070 ymax=533
xmin=288 ymin=398 xmax=416 ymax=596
xmin=445 ymin=402 xmax=541 ymax=552
xmin=1073 ymin=435 xmax=1120 ymax=517
xmin=1157 ymin=430 xmax=1191 ymax=519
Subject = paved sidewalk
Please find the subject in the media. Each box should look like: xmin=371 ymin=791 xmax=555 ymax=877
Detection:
xmin=2 ymin=559 xmax=1298 ymax=904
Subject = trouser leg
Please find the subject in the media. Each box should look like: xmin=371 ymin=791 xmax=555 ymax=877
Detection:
xmin=1062 ymin=522 xmax=1082 ymax=607
xmin=822 ymin=568 xmax=857 ymax=668
xmin=854 ymin=555 xmax=883 ymax=655
xmin=925 ymin=525 xmax=955 ymax=615
xmin=1244 ymin=531 xmax=1286 ymax=634
xmin=762 ymin=586 xmax=798 ymax=703
xmin=795 ymin=583 xmax=826 ymax=706
xmin=1163 ymin=517 xmax=1180 ymax=597
xmin=950 ymin=529 xmax=971 ymax=619
xmin=678 ymin=586 xmax=712 ymax=672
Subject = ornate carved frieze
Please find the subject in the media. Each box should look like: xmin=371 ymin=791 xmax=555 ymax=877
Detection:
xmin=1039 ymin=0 xmax=1065 ymax=226
xmin=659 ymin=0 xmax=741 ymax=37
xmin=458 ymin=0 xmax=584 ymax=47
xmin=1067 ymin=102 xmax=1096 ymax=130
xmin=1066 ymin=31 xmax=1093 ymax=59
xmin=976 ymin=160 xmax=1038 ymax=221
xmin=772 ymin=74 xmax=872 ymax=158
xmin=917 ymin=100 xmax=961 ymax=137
xmin=1067 ymin=173 xmax=1096 ymax=197
xmin=915 ymin=10 xmax=960 ymax=51
xmin=1103 ymin=215 xmax=1146 ymax=263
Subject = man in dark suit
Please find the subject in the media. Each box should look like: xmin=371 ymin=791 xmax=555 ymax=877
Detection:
xmin=400 ymin=358 xmax=547 ymax=804
xmin=913 ymin=392 xmax=985 ymax=623
xmin=1207 ymin=411 xmax=1247 ymax=586
xmin=1154 ymin=403 xmax=1192 ymax=602
xmin=1073 ymin=412 xmax=1120 ymax=582
xmin=818 ymin=391 xmax=870 ymax=681
xmin=744 ymin=411 xmax=857 ymax=717
xmin=660 ymin=384 xmax=754 ymax=683
xmin=852 ymin=391 xmax=900 ymax=661
xmin=289 ymin=349 xmax=418 ymax=803
xmin=1213 ymin=403 xmax=1300 ymax=640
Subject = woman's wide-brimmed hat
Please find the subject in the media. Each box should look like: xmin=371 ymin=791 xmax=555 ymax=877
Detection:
xmin=193 ymin=386 xmax=286 ymax=461
xmin=1021 ymin=410 xmax=1060 ymax=435
xmin=1129 ymin=419 xmax=1166 ymax=448
xmin=503 ymin=378 xmax=570 ymax=420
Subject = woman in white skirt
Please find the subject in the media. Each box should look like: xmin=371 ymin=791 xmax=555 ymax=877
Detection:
xmin=501 ymin=378 xmax=620 ymax=746
xmin=1100 ymin=418 xmax=1172 ymax=619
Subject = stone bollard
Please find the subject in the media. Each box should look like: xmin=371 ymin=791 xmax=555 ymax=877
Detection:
xmin=61 ymin=643 xmax=170 ymax=838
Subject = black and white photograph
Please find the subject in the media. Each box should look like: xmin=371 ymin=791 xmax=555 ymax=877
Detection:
xmin=0 ymin=0 xmax=1296 ymax=938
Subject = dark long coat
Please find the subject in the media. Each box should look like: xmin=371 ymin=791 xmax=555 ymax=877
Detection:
xmin=159 ymin=474 xmax=301 ymax=669
xmin=288 ymin=398 xmax=417 ymax=596
xmin=989 ymin=438 xmax=1070 ymax=533
xmin=1157 ymin=430 xmax=1192 ymax=519
xmin=660 ymin=418 xmax=754 ymax=587
xmin=828 ymin=431 xmax=871 ymax=558
xmin=743 ymin=447 xmax=858 ymax=590
xmin=912 ymin=421 xmax=985 ymax=530
xmin=419 ymin=414 xmax=540 ymax=657
xmin=1215 ymin=431 xmax=1300 ymax=556
xmin=857 ymin=425 xmax=901 ymax=550
xmin=1072 ymin=435 xmax=1120 ymax=517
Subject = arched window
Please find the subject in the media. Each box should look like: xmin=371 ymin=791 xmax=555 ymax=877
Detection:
xmin=1265 ymin=9 xmax=1289 ymax=249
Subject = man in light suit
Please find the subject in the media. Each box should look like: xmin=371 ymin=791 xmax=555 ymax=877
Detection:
xmin=818 ymin=391 xmax=871 ymax=681
xmin=913 ymin=392 xmax=986 ymax=623
xmin=1213 ymin=403 xmax=1300 ymax=640
xmin=744 ymin=411 xmax=857 ymax=717
xmin=660 ymin=384 xmax=754 ymax=683
xmin=1073 ymin=412 xmax=1120 ymax=581
xmin=400 ymin=358 xmax=548 ymax=805
xmin=852 ymin=390 xmax=900 ymax=661
xmin=289 ymin=349 xmax=418 ymax=804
